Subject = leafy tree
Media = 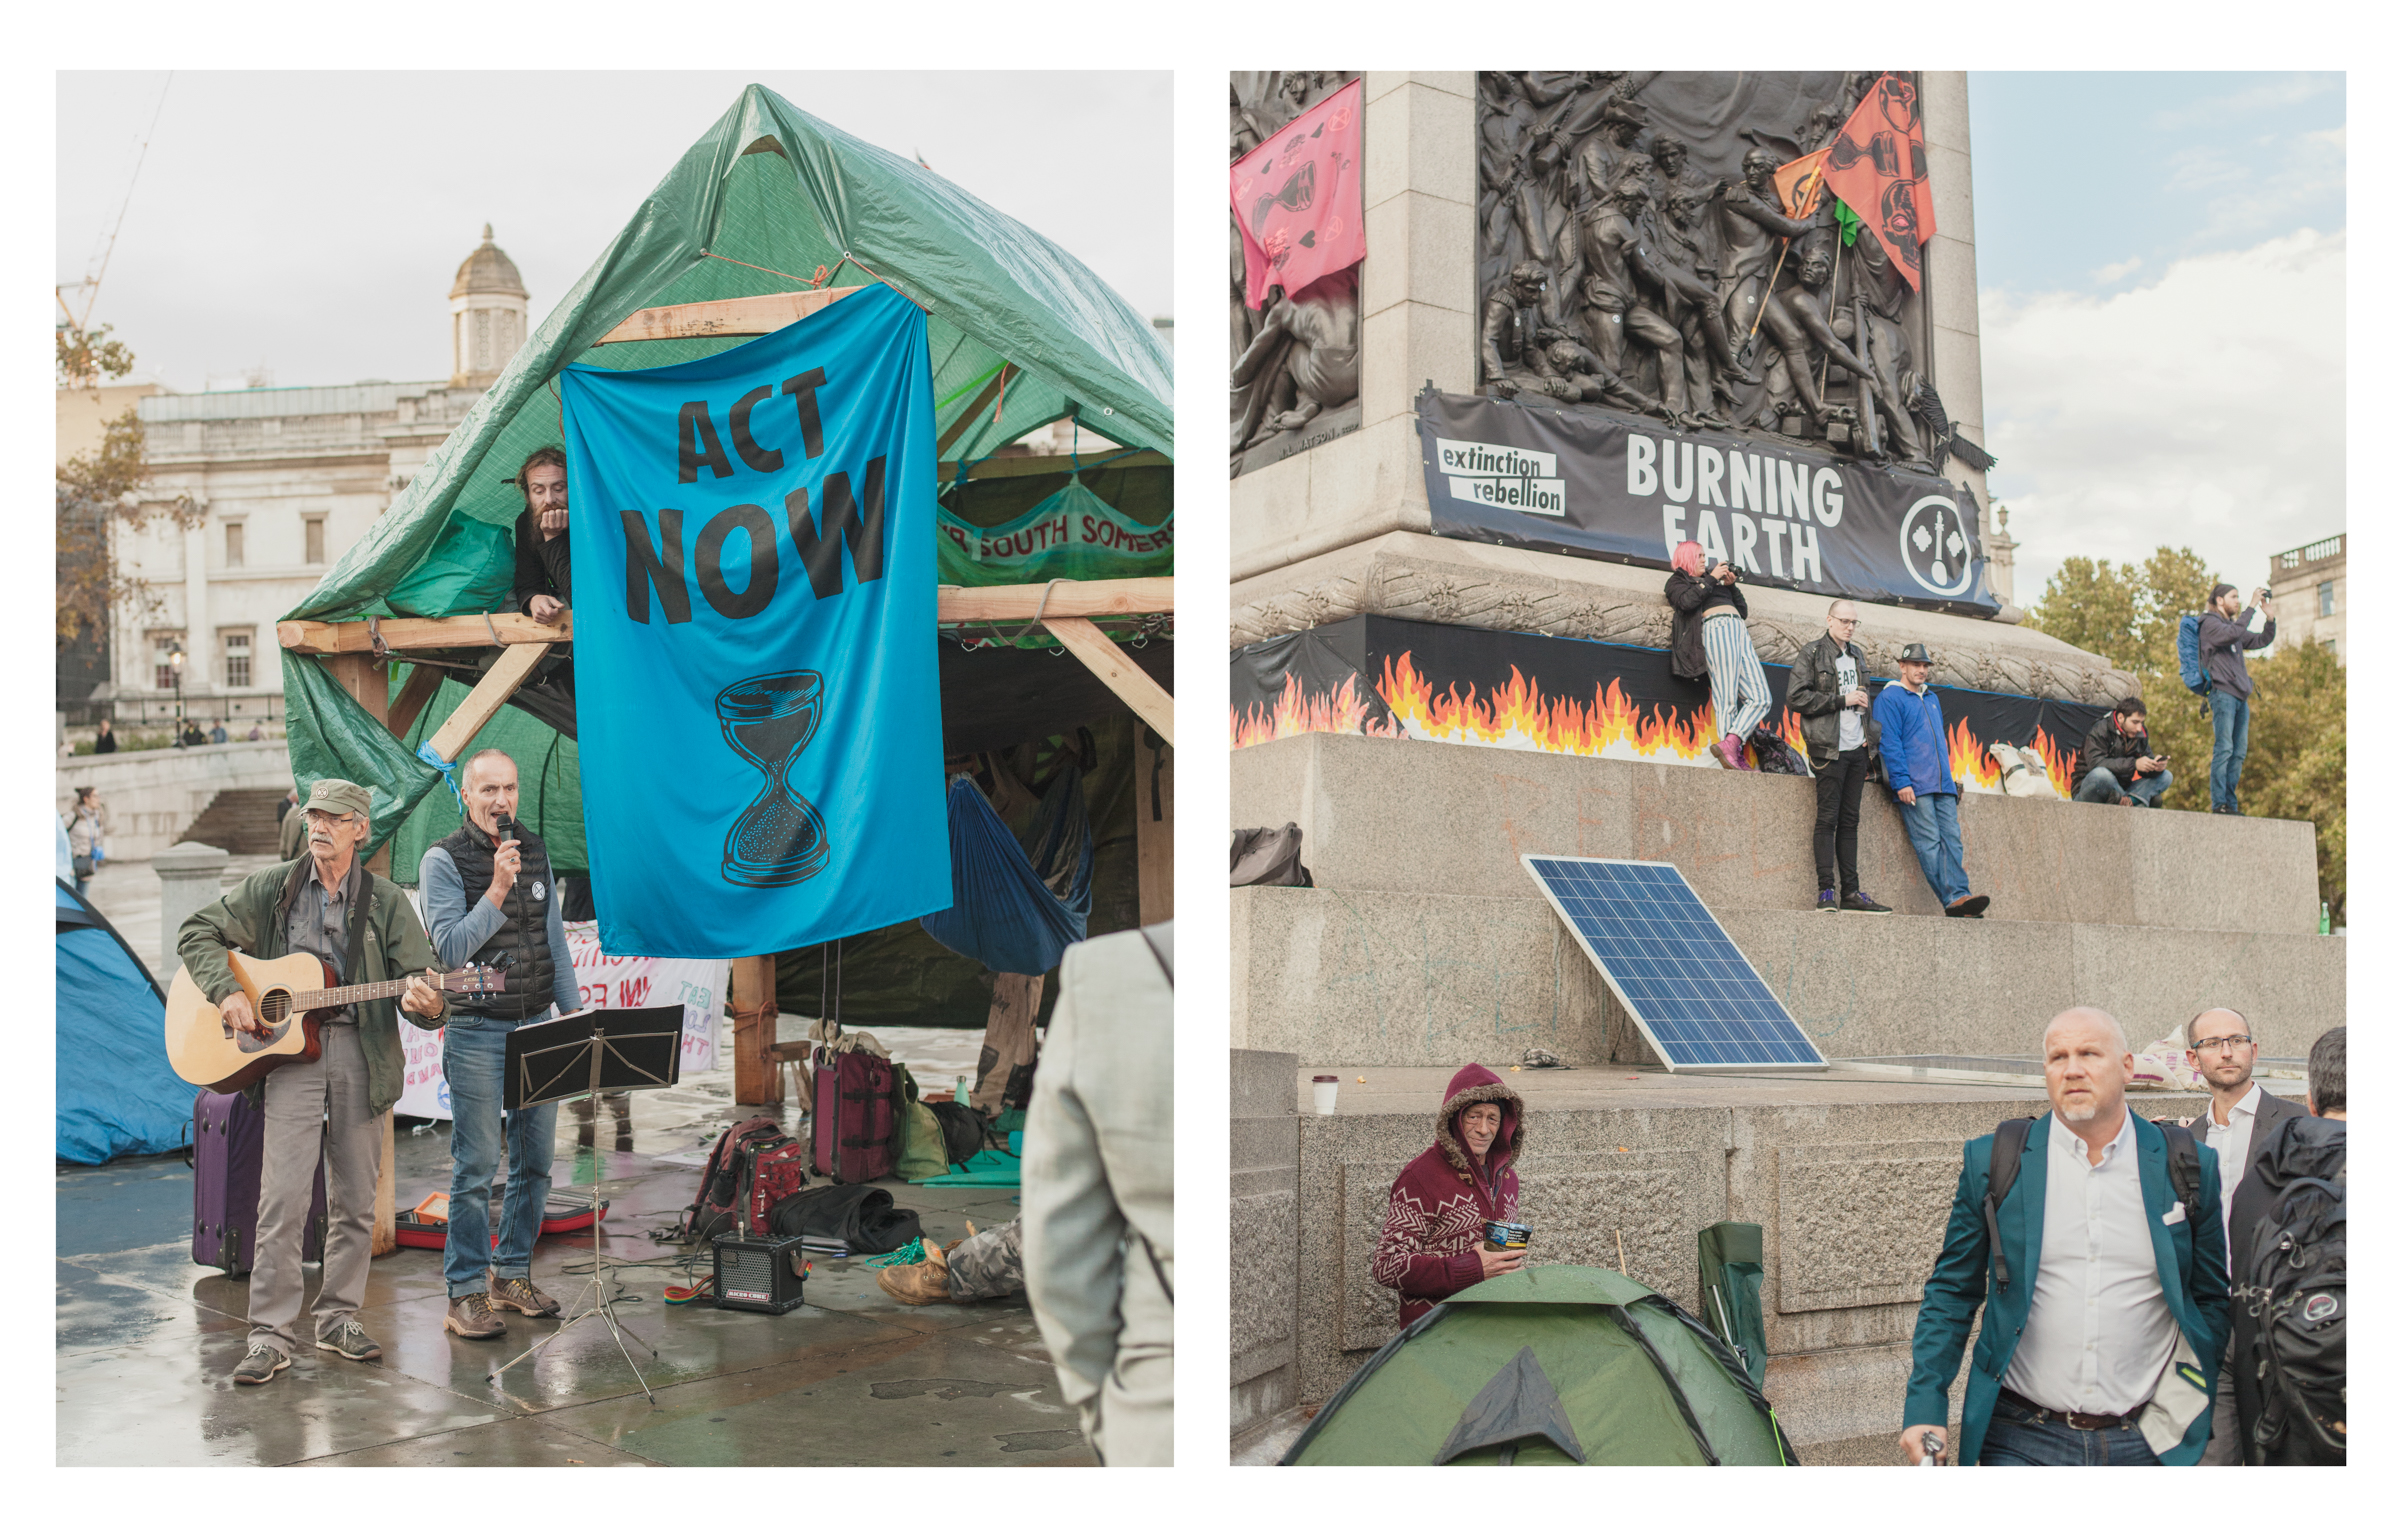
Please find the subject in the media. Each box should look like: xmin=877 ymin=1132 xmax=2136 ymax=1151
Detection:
xmin=55 ymin=322 xmax=200 ymax=645
xmin=2025 ymin=547 xmax=2345 ymax=920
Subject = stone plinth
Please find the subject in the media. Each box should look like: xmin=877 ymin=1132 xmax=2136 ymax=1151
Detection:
xmin=1288 ymin=1068 xmax=2209 ymax=1457
xmin=1234 ymin=732 xmax=2322 ymax=933
xmin=1231 ymin=1050 xmax=1302 ymax=1435
xmin=153 ymin=841 xmax=231 ymax=979
xmin=1233 ymin=885 xmax=2343 ymax=1066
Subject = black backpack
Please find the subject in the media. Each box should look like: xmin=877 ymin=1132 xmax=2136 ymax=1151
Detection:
xmin=2236 ymin=1124 xmax=2345 ymax=1459
xmin=1981 ymin=1115 xmax=2202 ymax=1292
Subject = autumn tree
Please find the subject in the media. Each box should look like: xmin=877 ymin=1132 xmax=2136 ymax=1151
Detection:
xmin=2025 ymin=547 xmax=2345 ymax=921
xmin=56 ymin=321 xmax=200 ymax=647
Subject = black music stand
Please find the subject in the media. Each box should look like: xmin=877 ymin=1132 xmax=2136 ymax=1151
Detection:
xmin=486 ymin=1004 xmax=685 ymax=1404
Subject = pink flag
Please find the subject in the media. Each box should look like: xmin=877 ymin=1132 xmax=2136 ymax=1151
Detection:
xmin=1230 ymin=78 xmax=1366 ymax=310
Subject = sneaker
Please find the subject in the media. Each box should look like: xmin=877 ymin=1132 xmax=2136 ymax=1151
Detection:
xmin=873 ymin=1240 xmax=955 ymax=1307
xmin=488 ymin=1271 xmax=561 ymax=1318
xmin=316 ymin=1319 xmax=382 ymax=1360
xmin=1842 ymin=890 xmax=1893 ymax=914
xmin=1816 ymin=888 xmax=1840 ymax=912
xmin=232 ymin=1343 xmax=290 ymax=1385
xmin=1944 ymin=894 xmax=1991 ymax=918
xmin=444 ymin=1292 xmax=507 ymax=1339
xmin=1710 ymin=735 xmax=1747 ymax=772
xmin=2117 ymin=795 xmax=2135 ymax=807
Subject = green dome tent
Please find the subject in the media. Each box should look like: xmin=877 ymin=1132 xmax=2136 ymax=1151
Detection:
xmin=1283 ymin=1265 xmax=1797 ymax=1466
xmin=278 ymin=81 xmax=1173 ymax=869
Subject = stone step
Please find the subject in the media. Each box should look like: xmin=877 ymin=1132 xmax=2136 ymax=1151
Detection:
xmin=1234 ymin=731 xmax=2322 ymax=934
xmin=178 ymin=788 xmax=289 ymax=857
xmin=1231 ymin=884 xmax=2343 ymax=1067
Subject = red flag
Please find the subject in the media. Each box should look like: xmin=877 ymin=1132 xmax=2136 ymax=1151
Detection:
xmin=1819 ymin=74 xmax=1937 ymax=290
xmin=1229 ymin=78 xmax=1366 ymax=310
xmin=1771 ymin=149 xmax=1832 ymax=219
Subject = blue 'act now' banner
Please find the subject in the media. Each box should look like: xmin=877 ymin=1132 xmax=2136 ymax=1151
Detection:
xmin=561 ymin=283 xmax=949 ymax=958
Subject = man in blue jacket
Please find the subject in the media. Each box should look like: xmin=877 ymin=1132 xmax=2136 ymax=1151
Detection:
xmin=1870 ymin=642 xmax=1989 ymax=918
xmin=1901 ymin=1006 xmax=2230 ymax=1465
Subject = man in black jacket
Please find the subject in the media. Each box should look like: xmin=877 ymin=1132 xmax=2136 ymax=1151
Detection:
xmin=2198 ymin=583 xmax=2276 ymax=814
xmin=1786 ymin=601 xmax=1892 ymax=913
xmin=2226 ymin=1026 xmax=2344 ymax=1465
xmin=2071 ymin=697 xmax=2174 ymax=807
xmin=2182 ymin=1005 xmax=2306 ymax=1463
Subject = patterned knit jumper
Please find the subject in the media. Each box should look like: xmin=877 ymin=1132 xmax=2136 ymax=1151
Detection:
xmin=1369 ymin=1062 xmax=1524 ymax=1327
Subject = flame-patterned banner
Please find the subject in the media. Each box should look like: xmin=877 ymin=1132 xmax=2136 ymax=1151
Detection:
xmin=1233 ymin=615 xmax=2105 ymax=796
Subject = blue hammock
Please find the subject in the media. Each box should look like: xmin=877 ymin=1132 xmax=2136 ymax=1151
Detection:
xmin=919 ymin=767 xmax=1093 ymax=976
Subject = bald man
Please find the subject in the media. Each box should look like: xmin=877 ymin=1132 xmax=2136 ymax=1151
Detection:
xmin=1901 ymin=1008 xmax=2230 ymax=1465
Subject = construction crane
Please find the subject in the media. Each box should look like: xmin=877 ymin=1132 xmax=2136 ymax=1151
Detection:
xmin=56 ymin=73 xmax=173 ymax=336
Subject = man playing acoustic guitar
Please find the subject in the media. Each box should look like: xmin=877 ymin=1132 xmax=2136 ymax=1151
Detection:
xmin=179 ymin=778 xmax=449 ymax=1386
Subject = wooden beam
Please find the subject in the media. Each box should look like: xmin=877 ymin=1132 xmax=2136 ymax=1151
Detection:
xmin=424 ymin=643 xmax=552 ymax=764
xmin=280 ymin=612 xmax=570 ymax=655
xmin=1135 ymin=726 xmax=1173 ymax=925
xmin=593 ymin=287 xmax=861 ymax=346
xmin=936 ymin=364 xmax=1018 ymax=457
xmin=280 ymin=580 xmax=1171 ymax=656
xmin=385 ymin=662 xmax=446 ymax=741
xmin=939 ymin=577 xmax=1173 ymax=623
xmin=1042 ymin=617 xmax=1174 ymax=747
xmin=937 ymin=450 xmax=1169 ymax=481
xmin=373 ymin=1110 xmax=397 ymax=1259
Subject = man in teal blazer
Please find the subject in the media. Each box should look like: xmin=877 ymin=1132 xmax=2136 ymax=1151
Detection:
xmin=1901 ymin=1007 xmax=2231 ymax=1466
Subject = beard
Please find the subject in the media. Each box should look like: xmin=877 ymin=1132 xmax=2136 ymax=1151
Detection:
xmin=2059 ymin=1099 xmax=2100 ymax=1123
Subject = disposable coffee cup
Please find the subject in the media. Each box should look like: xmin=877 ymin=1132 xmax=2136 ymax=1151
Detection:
xmin=1311 ymin=1075 xmax=1339 ymax=1115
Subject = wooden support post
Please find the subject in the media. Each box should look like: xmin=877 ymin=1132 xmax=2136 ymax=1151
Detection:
xmin=1135 ymin=727 xmax=1173 ymax=925
xmin=728 ymin=956 xmax=780 ymax=1107
xmin=593 ymin=287 xmax=860 ymax=347
xmin=1042 ymin=617 xmax=1174 ymax=746
xmin=424 ymin=643 xmax=552 ymax=764
xmin=385 ymin=661 xmax=446 ymax=742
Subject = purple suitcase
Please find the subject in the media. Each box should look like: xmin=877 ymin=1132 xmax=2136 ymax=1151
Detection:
xmin=191 ymin=1089 xmax=327 ymax=1275
xmin=810 ymin=1048 xmax=897 ymax=1183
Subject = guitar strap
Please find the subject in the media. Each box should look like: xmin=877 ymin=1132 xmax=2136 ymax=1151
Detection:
xmin=337 ymin=861 xmax=373 ymax=1007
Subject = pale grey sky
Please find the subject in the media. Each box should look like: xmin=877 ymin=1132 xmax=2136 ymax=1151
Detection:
xmin=56 ymin=71 xmax=1172 ymax=394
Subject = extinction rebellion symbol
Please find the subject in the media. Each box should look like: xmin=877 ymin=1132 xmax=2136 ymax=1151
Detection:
xmin=1900 ymin=494 xmax=1975 ymax=598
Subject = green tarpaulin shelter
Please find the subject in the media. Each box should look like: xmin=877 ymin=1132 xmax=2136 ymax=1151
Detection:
xmin=277 ymin=82 xmax=1173 ymax=866
xmin=1283 ymin=1265 xmax=1797 ymax=1466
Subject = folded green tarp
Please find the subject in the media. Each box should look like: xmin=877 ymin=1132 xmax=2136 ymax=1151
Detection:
xmin=917 ymin=1149 xmax=1023 ymax=1187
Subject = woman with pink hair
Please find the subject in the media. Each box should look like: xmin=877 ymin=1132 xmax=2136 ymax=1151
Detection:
xmin=1665 ymin=540 xmax=1771 ymax=770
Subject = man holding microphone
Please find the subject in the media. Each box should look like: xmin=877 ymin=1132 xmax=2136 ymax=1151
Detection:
xmin=419 ymin=748 xmax=583 ymax=1341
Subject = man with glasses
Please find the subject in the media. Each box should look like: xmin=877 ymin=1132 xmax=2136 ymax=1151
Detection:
xmin=1787 ymin=600 xmax=1890 ymax=913
xmin=2182 ymin=1006 xmax=2304 ymax=1463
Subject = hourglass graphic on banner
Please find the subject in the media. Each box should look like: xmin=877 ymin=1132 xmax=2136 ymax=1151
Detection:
xmin=715 ymin=671 xmax=832 ymax=887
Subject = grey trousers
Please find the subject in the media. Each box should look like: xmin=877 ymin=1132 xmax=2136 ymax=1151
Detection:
xmin=2199 ymin=1358 xmax=2244 ymax=1465
xmin=247 ymin=1025 xmax=381 ymax=1354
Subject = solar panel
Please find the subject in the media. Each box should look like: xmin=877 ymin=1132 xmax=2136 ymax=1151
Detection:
xmin=1521 ymin=856 xmax=1826 ymax=1073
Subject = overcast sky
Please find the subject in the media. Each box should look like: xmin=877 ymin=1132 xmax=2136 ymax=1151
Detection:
xmin=56 ymin=71 xmax=1171 ymax=395
xmin=1967 ymin=72 xmax=2344 ymax=603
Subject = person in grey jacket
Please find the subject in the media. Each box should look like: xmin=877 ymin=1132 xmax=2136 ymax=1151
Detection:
xmin=1022 ymin=922 xmax=1173 ymax=1465
xmin=419 ymin=748 xmax=581 ymax=1342
xmin=1785 ymin=600 xmax=1890 ymax=913
xmin=2197 ymin=583 xmax=2276 ymax=815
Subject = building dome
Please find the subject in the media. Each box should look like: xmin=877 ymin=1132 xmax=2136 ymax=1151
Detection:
xmin=450 ymin=224 xmax=528 ymax=300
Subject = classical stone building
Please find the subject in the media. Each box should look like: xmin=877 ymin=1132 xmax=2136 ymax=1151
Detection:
xmin=85 ymin=229 xmax=530 ymax=730
xmin=2266 ymin=532 xmax=2344 ymax=663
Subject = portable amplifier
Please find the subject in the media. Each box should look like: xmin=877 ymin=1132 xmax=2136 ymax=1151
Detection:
xmin=711 ymin=1230 xmax=808 ymax=1314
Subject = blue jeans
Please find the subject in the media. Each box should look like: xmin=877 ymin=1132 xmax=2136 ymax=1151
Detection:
xmin=2075 ymin=766 xmax=2172 ymax=806
xmin=1980 ymin=1397 xmax=2161 ymax=1466
xmin=1898 ymin=791 xmax=1971 ymax=907
xmin=441 ymin=1016 xmax=560 ymax=1297
xmin=2209 ymin=687 xmax=2251 ymax=811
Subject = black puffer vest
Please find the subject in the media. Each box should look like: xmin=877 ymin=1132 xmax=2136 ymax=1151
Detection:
xmin=435 ymin=820 xmax=557 ymax=1020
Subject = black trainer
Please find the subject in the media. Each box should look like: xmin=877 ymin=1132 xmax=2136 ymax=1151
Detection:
xmin=1816 ymin=888 xmax=1840 ymax=912
xmin=1842 ymin=890 xmax=1892 ymax=914
xmin=232 ymin=1343 xmax=290 ymax=1385
xmin=1944 ymin=894 xmax=1991 ymax=918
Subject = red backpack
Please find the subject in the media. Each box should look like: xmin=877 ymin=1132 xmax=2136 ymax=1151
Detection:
xmin=676 ymin=1116 xmax=810 ymax=1242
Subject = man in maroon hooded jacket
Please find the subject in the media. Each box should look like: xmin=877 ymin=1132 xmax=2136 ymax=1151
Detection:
xmin=1371 ymin=1063 xmax=1527 ymax=1325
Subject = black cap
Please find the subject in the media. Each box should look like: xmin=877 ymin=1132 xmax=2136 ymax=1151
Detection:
xmin=1898 ymin=642 xmax=1935 ymax=664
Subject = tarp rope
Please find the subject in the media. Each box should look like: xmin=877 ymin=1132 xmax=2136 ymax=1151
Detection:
xmin=416 ymin=740 xmax=463 ymax=809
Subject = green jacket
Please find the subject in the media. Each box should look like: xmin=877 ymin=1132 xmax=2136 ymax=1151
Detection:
xmin=1905 ymin=1112 xmax=2229 ymax=1466
xmin=177 ymin=856 xmax=447 ymax=1118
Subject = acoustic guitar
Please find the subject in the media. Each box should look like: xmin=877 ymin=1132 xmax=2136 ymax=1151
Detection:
xmin=165 ymin=949 xmax=507 ymax=1094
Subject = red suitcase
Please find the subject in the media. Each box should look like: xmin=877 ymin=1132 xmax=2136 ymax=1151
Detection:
xmin=810 ymin=1047 xmax=897 ymax=1183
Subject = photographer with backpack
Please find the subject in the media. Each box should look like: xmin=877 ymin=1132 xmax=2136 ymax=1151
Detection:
xmin=2227 ymin=1026 xmax=2345 ymax=1465
xmin=2195 ymin=584 xmax=2277 ymax=815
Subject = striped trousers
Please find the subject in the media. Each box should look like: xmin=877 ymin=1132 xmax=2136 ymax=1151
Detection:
xmin=1700 ymin=613 xmax=1773 ymax=743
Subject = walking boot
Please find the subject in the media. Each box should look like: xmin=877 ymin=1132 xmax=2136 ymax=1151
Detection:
xmin=874 ymin=1237 xmax=956 ymax=1307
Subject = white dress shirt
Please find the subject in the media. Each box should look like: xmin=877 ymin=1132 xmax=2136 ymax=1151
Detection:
xmin=2202 ymin=1080 xmax=2262 ymax=1236
xmin=2001 ymin=1111 xmax=2177 ymax=1415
